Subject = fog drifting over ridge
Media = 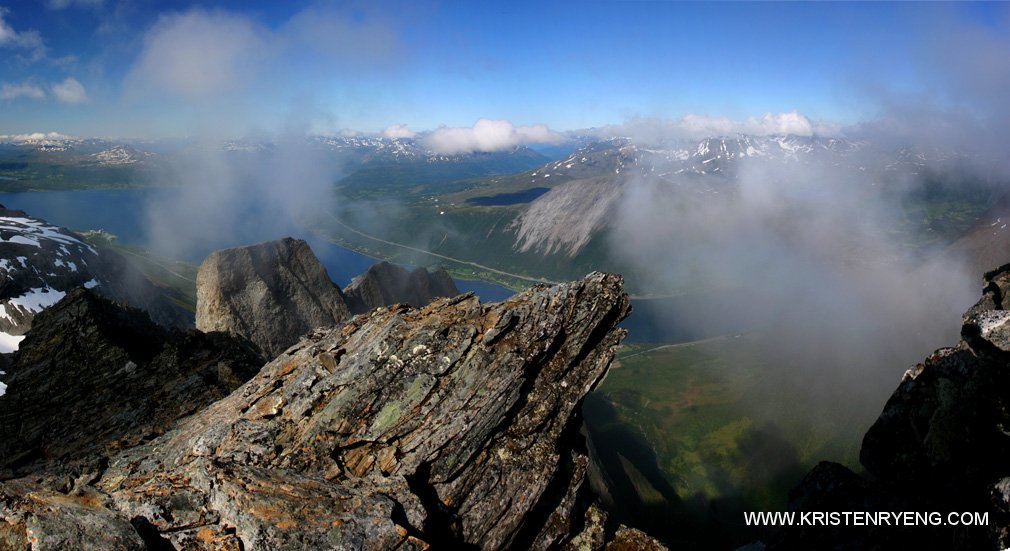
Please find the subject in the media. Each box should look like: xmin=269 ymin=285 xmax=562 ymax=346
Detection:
xmin=140 ymin=137 xmax=347 ymax=262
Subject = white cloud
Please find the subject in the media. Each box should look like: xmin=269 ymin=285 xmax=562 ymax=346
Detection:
xmin=0 ymin=82 xmax=46 ymax=101
xmin=125 ymin=10 xmax=268 ymax=100
xmin=680 ymin=111 xmax=822 ymax=137
xmin=382 ymin=124 xmax=416 ymax=139
xmin=595 ymin=111 xmax=837 ymax=142
xmin=0 ymin=9 xmax=45 ymax=61
xmin=422 ymin=119 xmax=564 ymax=154
xmin=46 ymin=0 xmax=104 ymax=9
xmin=0 ymin=132 xmax=75 ymax=142
xmin=52 ymin=77 xmax=88 ymax=104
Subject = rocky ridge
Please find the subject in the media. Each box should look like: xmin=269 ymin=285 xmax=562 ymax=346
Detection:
xmin=342 ymin=261 xmax=459 ymax=315
xmin=0 ymin=236 xmax=660 ymax=549
xmin=0 ymin=288 xmax=262 ymax=477
xmin=773 ymin=262 xmax=1010 ymax=550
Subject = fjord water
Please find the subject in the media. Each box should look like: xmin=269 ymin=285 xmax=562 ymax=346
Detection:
xmin=0 ymin=188 xmax=512 ymax=301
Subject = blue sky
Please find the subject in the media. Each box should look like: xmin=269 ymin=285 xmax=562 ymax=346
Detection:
xmin=0 ymin=1 xmax=1008 ymax=140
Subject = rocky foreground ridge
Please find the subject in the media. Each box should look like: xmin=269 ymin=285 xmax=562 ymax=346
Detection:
xmin=771 ymin=263 xmax=1010 ymax=550
xmin=0 ymin=238 xmax=665 ymax=549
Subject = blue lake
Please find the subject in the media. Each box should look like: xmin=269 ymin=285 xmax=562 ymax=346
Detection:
xmin=0 ymin=188 xmax=515 ymax=302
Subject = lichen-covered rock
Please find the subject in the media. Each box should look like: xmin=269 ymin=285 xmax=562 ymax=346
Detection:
xmin=0 ymin=269 xmax=632 ymax=549
xmin=342 ymin=261 xmax=459 ymax=315
xmin=196 ymin=238 xmax=350 ymax=358
xmin=0 ymin=480 xmax=147 ymax=551
xmin=604 ymin=526 xmax=668 ymax=551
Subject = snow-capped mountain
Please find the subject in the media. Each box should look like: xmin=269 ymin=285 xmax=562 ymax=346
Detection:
xmin=91 ymin=145 xmax=154 ymax=166
xmin=0 ymin=207 xmax=101 ymax=351
xmin=0 ymin=132 xmax=86 ymax=152
xmin=522 ymin=135 xmax=868 ymax=185
xmin=0 ymin=206 xmax=193 ymax=354
xmin=307 ymin=135 xmax=547 ymax=165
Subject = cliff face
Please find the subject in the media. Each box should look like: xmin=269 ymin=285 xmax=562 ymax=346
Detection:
xmin=342 ymin=260 xmax=460 ymax=315
xmin=0 ymin=260 xmax=638 ymax=548
xmin=195 ymin=238 xmax=351 ymax=359
xmin=774 ymin=263 xmax=1010 ymax=550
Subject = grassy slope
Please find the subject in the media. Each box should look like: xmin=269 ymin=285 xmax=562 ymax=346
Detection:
xmin=82 ymin=232 xmax=198 ymax=313
xmin=586 ymin=335 xmax=868 ymax=547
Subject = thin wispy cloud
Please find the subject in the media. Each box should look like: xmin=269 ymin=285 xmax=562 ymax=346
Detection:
xmin=0 ymin=8 xmax=46 ymax=61
xmin=46 ymin=0 xmax=104 ymax=10
xmin=125 ymin=9 xmax=268 ymax=100
xmin=0 ymin=82 xmax=46 ymax=101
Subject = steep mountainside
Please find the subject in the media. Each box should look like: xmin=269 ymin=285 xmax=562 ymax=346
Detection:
xmin=196 ymin=239 xmax=462 ymax=359
xmin=195 ymin=238 xmax=351 ymax=359
xmin=0 ymin=288 xmax=261 ymax=477
xmin=319 ymin=134 xmax=993 ymax=295
xmin=938 ymin=192 xmax=1010 ymax=278
xmin=0 ymin=207 xmax=101 ymax=350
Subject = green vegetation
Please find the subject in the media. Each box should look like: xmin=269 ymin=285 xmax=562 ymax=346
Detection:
xmin=82 ymin=231 xmax=198 ymax=313
xmin=336 ymin=149 xmax=548 ymax=200
xmin=585 ymin=335 xmax=870 ymax=547
xmin=312 ymin=195 xmax=619 ymax=291
xmin=0 ymin=152 xmax=158 ymax=192
xmin=889 ymin=170 xmax=999 ymax=253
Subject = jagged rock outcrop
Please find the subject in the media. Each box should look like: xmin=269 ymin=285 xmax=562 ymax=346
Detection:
xmin=0 ymin=269 xmax=632 ymax=549
xmin=196 ymin=238 xmax=350 ymax=359
xmin=0 ymin=288 xmax=262 ymax=478
xmin=342 ymin=260 xmax=459 ymax=315
xmin=772 ymin=263 xmax=1010 ymax=550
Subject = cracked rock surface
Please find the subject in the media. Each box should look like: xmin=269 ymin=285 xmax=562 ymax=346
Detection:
xmin=0 ymin=261 xmax=632 ymax=549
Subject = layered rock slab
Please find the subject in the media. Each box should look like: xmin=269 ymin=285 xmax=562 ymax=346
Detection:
xmin=1 ymin=272 xmax=630 ymax=549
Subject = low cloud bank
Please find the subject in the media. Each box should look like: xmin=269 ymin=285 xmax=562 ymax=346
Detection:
xmin=587 ymin=111 xmax=838 ymax=142
xmin=422 ymin=118 xmax=564 ymax=154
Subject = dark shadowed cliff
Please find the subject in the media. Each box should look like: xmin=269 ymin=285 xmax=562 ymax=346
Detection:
xmin=342 ymin=260 xmax=459 ymax=315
